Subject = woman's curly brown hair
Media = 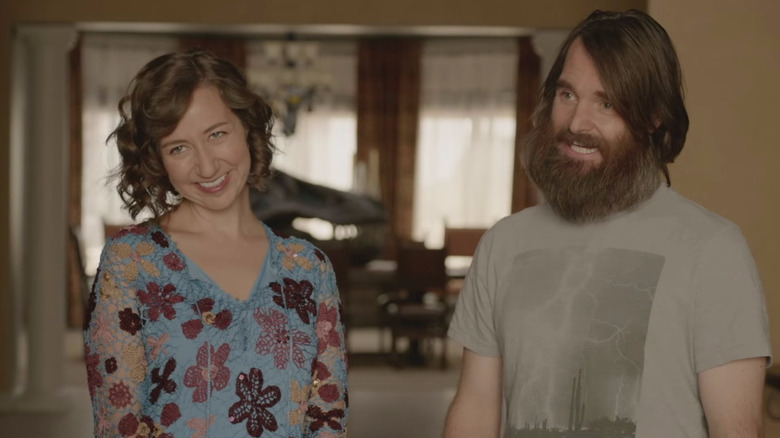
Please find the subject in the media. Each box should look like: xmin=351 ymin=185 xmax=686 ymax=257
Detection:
xmin=108 ymin=48 xmax=275 ymax=220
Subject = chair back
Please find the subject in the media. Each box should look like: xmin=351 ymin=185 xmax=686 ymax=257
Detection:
xmin=395 ymin=242 xmax=447 ymax=295
xmin=443 ymin=227 xmax=487 ymax=257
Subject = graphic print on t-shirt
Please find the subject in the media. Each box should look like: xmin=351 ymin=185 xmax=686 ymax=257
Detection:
xmin=500 ymin=247 xmax=664 ymax=438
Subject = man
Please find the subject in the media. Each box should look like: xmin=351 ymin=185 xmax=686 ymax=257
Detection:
xmin=444 ymin=9 xmax=771 ymax=438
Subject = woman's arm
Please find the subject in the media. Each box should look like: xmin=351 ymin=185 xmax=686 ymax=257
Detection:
xmin=84 ymin=239 xmax=149 ymax=437
xmin=304 ymin=254 xmax=349 ymax=437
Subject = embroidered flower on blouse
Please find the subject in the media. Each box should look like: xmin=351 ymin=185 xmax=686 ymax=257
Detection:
xmin=118 ymin=307 xmax=143 ymax=335
xmin=112 ymin=225 xmax=148 ymax=240
xmin=181 ymin=298 xmax=233 ymax=339
xmin=160 ymin=402 xmax=182 ymax=428
xmin=85 ymin=345 xmax=103 ymax=398
xmin=228 ymin=368 xmax=281 ymax=437
xmin=151 ymin=231 xmax=169 ymax=248
xmin=277 ymin=242 xmax=313 ymax=271
xmin=288 ymin=380 xmax=310 ymax=426
xmin=183 ymin=342 xmax=231 ymax=403
xmin=123 ymin=343 xmax=147 ymax=383
xmin=313 ymin=249 xmax=330 ymax=272
xmin=108 ymin=381 xmax=133 ymax=409
xmin=99 ymin=270 xmax=122 ymax=299
xmin=187 ymin=414 xmax=216 ymax=438
xmin=316 ymin=302 xmax=341 ymax=354
xmin=162 ymin=253 xmax=185 ymax=271
xmin=137 ymin=282 xmax=184 ymax=322
xmin=111 ymin=241 xmax=161 ymax=281
xmin=147 ymin=333 xmax=170 ymax=360
xmin=254 ymin=308 xmax=311 ymax=369
xmin=150 ymin=358 xmax=177 ymax=404
xmin=270 ymin=278 xmax=317 ymax=324
xmin=105 ymin=357 xmax=118 ymax=374
xmin=89 ymin=313 xmax=117 ymax=345
xmin=306 ymin=405 xmax=345 ymax=433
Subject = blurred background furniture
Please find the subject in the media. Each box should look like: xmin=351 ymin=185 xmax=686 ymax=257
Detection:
xmin=442 ymin=226 xmax=486 ymax=301
xmin=379 ymin=241 xmax=450 ymax=368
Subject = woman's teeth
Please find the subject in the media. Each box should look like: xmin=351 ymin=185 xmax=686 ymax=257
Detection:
xmin=198 ymin=174 xmax=227 ymax=188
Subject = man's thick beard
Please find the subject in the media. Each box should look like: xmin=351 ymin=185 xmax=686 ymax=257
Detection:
xmin=521 ymin=120 xmax=660 ymax=224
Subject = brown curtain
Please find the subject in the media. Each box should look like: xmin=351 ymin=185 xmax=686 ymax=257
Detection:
xmin=356 ymin=39 xmax=422 ymax=258
xmin=179 ymin=37 xmax=247 ymax=72
xmin=511 ymin=37 xmax=541 ymax=213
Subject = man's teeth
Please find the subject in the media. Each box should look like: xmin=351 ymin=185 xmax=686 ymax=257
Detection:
xmin=198 ymin=174 xmax=227 ymax=188
xmin=571 ymin=144 xmax=597 ymax=155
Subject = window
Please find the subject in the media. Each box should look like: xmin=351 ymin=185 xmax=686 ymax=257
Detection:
xmin=413 ymin=39 xmax=518 ymax=248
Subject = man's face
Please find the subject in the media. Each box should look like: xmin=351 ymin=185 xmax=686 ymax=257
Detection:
xmin=551 ymin=37 xmax=630 ymax=169
xmin=523 ymin=37 xmax=660 ymax=223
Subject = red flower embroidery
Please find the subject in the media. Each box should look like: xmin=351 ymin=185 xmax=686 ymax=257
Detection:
xmin=228 ymin=368 xmax=281 ymax=437
xmin=254 ymin=308 xmax=311 ymax=369
xmin=183 ymin=343 xmax=231 ymax=403
xmin=117 ymin=413 xmax=155 ymax=437
xmin=105 ymin=357 xmax=118 ymax=374
xmin=118 ymin=307 xmax=142 ymax=335
xmin=108 ymin=381 xmax=133 ymax=408
xmin=316 ymin=303 xmax=341 ymax=354
xmin=181 ymin=299 xmax=233 ymax=339
xmin=307 ymin=405 xmax=345 ymax=432
xmin=113 ymin=225 xmax=148 ymax=239
xmin=137 ymin=282 xmax=184 ymax=321
xmin=150 ymin=358 xmax=177 ymax=404
xmin=163 ymin=253 xmax=185 ymax=271
xmin=271 ymin=278 xmax=317 ymax=324
xmin=85 ymin=346 xmax=103 ymax=398
xmin=160 ymin=402 xmax=181 ymax=427
xmin=151 ymin=231 xmax=169 ymax=248
xmin=312 ymin=359 xmax=332 ymax=381
xmin=317 ymin=383 xmax=340 ymax=403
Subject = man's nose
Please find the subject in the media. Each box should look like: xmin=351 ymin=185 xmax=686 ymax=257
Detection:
xmin=567 ymin=102 xmax=596 ymax=134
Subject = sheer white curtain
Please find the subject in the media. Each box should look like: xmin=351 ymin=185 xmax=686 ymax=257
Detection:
xmin=81 ymin=34 xmax=177 ymax=273
xmin=413 ymin=39 xmax=518 ymax=248
xmin=247 ymin=40 xmax=358 ymax=240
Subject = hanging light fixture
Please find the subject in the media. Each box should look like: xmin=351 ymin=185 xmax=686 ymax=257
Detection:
xmin=248 ymin=34 xmax=331 ymax=136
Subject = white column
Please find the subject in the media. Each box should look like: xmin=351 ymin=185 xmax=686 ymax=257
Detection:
xmin=0 ymin=24 xmax=77 ymax=413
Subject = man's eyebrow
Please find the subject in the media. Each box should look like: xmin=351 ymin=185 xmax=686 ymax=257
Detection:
xmin=556 ymin=79 xmax=573 ymax=90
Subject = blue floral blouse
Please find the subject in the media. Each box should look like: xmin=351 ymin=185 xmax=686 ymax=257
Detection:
xmin=83 ymin=221 xmax=348 ymax=437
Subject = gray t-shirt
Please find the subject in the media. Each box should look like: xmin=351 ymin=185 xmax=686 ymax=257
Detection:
xmin=448 ymin=186 xmax=771 ymax=438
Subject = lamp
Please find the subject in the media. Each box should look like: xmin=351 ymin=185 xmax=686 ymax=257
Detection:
xmin=248 ymin=34 xmax=331 ymax=136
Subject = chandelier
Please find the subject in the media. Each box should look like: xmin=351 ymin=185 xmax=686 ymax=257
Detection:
xmin=248 ymin=35 xmax=331 ymax=136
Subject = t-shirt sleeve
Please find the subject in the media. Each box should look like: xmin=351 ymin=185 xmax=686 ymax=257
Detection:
xmin=693 ymin=225 xmax=772 ymax=373
xmin=448 ymin=229 xmax=501 ymax=357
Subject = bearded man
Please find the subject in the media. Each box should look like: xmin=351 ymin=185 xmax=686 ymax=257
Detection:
xmin=444 ymin=9 xmax=771 ymax=438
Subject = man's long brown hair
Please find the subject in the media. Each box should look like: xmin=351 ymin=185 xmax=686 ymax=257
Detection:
xmin=532 ymin=9 xmax=688 ymax=185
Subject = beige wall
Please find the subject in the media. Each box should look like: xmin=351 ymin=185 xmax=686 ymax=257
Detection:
xmin=649 ymin=0 xmax=780 ymax=356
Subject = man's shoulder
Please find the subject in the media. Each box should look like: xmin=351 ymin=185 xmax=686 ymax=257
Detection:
xmin=648 ymin=186 xmax=740 ymax=234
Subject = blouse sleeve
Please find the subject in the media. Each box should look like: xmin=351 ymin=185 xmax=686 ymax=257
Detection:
xmin=83 ymin=238 xmax=149 ymax=437
xmin=304 ymin=256 xmax=349 ymax=437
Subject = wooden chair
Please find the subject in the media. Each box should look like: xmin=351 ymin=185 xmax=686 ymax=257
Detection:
xmin=381 ymin=241 xmax=450 ymax=369
xmin=443 ymin=226 xmax=487 ymax=298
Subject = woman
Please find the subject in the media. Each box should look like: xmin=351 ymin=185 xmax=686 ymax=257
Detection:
xmin=83 ymin=49 xmax=348 ymax=438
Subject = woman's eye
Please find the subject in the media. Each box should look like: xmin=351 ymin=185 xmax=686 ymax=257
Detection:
xmin=210 ymin=131 xmax=226 ymax=140
xmin=169 ymin=145 xmax=186 ymax=155
xmin=602 ymin=101 xmax=613 ymax=110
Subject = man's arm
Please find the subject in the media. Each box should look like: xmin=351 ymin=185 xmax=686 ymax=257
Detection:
xmin=699 ymin=357 xmax=767 ymax=438
xmin=444 ymin=348 xmax=503 ymax=438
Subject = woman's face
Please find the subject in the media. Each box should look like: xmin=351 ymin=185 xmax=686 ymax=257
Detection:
xmin=158 ymin=85 xmax=251 ymax=214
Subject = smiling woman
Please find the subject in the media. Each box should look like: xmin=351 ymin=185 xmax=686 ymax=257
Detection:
xmin=84 ymin=49 xmax=349 ymax=437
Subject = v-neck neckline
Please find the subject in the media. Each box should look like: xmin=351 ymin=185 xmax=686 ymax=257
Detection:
xmin=151 ymin=221 xmax=274 ymax=305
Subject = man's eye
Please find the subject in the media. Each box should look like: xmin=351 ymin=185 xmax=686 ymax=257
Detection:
xmin=560 ymin=91 xmax=574 ymax=100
